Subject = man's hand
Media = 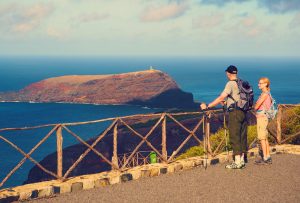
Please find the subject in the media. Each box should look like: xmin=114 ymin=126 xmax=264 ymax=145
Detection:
xmin=220 ymin=100 xmax=226 ymax=106
xmin=200 ymin=103 xmax=207 ymax=110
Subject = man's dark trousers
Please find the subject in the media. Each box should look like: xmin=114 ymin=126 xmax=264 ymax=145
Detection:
xmin=228 ymin=109 xmax=248 ymax=155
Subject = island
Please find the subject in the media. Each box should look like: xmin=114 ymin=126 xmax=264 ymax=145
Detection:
xmin=0 ymin=69 xmax=197 ymax=108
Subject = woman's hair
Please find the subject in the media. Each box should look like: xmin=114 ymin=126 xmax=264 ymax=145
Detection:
xmin=259 ymin=77 xmax=270 ymax=91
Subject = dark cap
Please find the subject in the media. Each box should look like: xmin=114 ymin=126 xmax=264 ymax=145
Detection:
xmin=225 ymin=65 xmax=238 ymax=74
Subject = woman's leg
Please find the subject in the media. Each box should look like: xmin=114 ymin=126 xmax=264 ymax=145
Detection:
xmin=265 ymin=139 xmax=270 ymax=157
xmin=257 ymin=116 xmax=270 ymax=160
xmin=260 ymin=139 xmax=267 ymax=159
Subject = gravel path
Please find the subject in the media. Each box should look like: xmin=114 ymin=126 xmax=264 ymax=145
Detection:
xmin=32 ymin=154 xmax=300 ymax=203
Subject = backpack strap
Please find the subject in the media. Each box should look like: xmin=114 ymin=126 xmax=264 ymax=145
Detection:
xmin=228 ymin=94 xmax=236 ymax=102
xmin=227 ymin=79 xmax=239 ymax=102
xmin=261 ymin=92 xmax=272 ymax=111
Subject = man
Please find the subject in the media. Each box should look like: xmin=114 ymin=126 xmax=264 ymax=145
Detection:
xmin=200 ymin=65 xmax=247 ymax=169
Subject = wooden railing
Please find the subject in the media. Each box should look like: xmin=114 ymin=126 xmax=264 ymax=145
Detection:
xmin=0 ymin=104 xmax=299 ymax=188
xmin=118 ymin=151 xmax=163 ymax=168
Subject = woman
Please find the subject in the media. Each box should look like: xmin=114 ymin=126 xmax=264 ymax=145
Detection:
xmin=254 ymin=77 xmax=272 ymax=164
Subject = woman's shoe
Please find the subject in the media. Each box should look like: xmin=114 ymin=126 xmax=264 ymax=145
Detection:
xmin=265 ymin=157 xmax=272 ymax=164
xmin=254 ymin=159 xmax=268 ymax=165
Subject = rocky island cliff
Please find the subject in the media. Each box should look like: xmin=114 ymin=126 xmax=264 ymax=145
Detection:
xmin=0 ymin=69 xmax=197 ymax=108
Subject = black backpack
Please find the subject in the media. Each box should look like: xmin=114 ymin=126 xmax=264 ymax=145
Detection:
xmin=229 ymin=78 xmax=254 ymax=111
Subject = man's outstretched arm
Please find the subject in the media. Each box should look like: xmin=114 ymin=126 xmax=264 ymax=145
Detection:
xmin=200 ymin=92 xmax=228 ymax=110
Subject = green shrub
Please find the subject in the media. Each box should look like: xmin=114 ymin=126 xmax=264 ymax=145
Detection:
xmin=210 ymin=125 xmax=257 ymax=152
xmin=247 ymin=125 xmax=258 ymax=146
xmin=282 ymin=106 xmax=300 ymax=135
xmin=177 ymin=105 xmax=300 ymax=160
xmin=176 ymin=145 xmax=204 ymax=160
xmin=268 ymin=105 xmax=300 ymax=144
xmin=209 ymin=127 xmax=229 ymax=152
xmin=177 ymin=124 xmax=258 ymax=160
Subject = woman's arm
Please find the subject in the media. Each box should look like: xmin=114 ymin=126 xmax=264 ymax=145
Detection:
xmin=254 ymin=93 xmax=268 ymax=110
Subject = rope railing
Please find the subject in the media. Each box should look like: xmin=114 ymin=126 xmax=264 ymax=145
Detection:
xmin=0 ymin=104 xmax=299 ymax=189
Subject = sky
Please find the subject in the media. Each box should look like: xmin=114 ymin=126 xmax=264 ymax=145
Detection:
xmin=0 ymin=0 xmax=300 ymax=57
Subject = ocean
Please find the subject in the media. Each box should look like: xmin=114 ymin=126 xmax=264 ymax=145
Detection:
xmin=0 ymin=56 xmax=299 ymax=188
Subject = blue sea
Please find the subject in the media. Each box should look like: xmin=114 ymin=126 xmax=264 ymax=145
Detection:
xmin=0 ymin=56 xmax=299 ymax=188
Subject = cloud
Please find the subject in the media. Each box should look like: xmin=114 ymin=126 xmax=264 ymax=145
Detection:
xmin=246 ymin=27 xmax=261 ymax=37
xmin=140 ymin=2 xmax=188 ymax=22
xmin=236 ymin=12 xmax=249 ymax=17
xmin=69 ymin=13 xmax=109 ymax=29
xmin=200 ymin=0 xmax=300 ymax=14
xmin=47 ymin=27 xmax=69 ymax=39
xmin=225 ymin=15 xmax=272 ymax=38
xmin=241 ymin=16 xmax=256 ymax=27
xmin=259 ymin=0 xmax=300 ymax=14
xmin=289 ymin=13 xmax=300 ymax=28
xmin=71 ymin=13 xmax=109 ymax=24
xmin=0 ymin=3 xmax=54 ymax=34
xmin=0 ymin=3 xmax=16 ymax=16
xmin=200 ymin=0 xmax=250 ymax=7
xmin=244 ymin=23 xmax=274 ymax=38
xmin=193 ymin=13 xmax=224 ymax=29
xmin=13 ymin=23 xmax=35 ymax=33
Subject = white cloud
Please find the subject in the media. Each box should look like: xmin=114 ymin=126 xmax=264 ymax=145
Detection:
xmin=0 ymin=3 xmax=54 ymax=34
xmin=200 ymin=0 xmax=250 ymax=7
xmin=71 ymin=13 xmax=109 ymax=24
xmin=222 ymin=14 xmax=270 ymax=38
xmin=289 ymin=13 xmax=300 ymax=28
xmin=46 ymin=27 xmax=69 ymax=39
xmin=259 ymin=0 xmax=300 ymax=14
xmin=140 ymin=2 xmax=188 ymax=22
xmin=241 ymin=16 xmax=256 ymax=27
xmin=193 ymin=13 xmax=224 ymax=29
xmin=0 ymin=0 xmax=299 ymax=56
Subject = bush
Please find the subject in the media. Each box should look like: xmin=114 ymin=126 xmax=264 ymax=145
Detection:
xmin=247 ymin=125 xmax=258 ymax=146
xmin=210 ymin=125 xmax=257 ymax=152
xmin=176 ymin=145 xmax=204 ymax=160
xmin=177 ymin=124 xmax=258 ymax=160
xmin=268 ymin=105 xmax=300 ymax=144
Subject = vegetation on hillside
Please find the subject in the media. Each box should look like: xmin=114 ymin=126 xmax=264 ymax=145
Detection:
xmin=176 ymin=125 xmax=257 ymax=160
xmin=177 ymin=105 xmax=300 ymax=160
xmin=268 ymin=105 xmax=300 ymax=144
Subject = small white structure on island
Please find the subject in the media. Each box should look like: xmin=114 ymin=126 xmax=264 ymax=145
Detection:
xmin=149 ymin=66 xmax=155 ymax=71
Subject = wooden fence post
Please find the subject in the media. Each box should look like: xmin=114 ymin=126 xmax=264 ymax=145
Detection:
xmin=162 ymin=114 xmax=167 ymax=163
xmin=205 ymin=114 xmax=212 ymax=155
xmin=112 ymin=121 xmax=119 ymax=170
xmin=276 ymin=105 xmax=282 ymax=144
xmin=56 ymin=125 xmax=63 ymax=179
xmin=203 ymin=115 xmax=207 ymax=168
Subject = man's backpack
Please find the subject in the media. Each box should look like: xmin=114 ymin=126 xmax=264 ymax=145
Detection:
xmin=229 ymin=78 xmax=254 ymax=111
xmin=264 ymin=92 xmax=278 ymax=120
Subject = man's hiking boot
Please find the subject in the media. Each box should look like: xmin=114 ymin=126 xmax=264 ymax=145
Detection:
xmin=244 ymin=154 xmax=248 ymax=163
xmin=241 ymin=159 xmax=246 ymax=167
xmin=225 ymin=162 xmax=244 ymax=169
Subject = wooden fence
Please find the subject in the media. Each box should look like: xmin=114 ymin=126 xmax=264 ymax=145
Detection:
xmin=0 ymin=104 xmax=299 ymax=188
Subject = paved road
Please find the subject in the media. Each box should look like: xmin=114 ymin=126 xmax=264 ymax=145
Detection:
xmin=33 ymin=154 xmax=300 ymax=203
